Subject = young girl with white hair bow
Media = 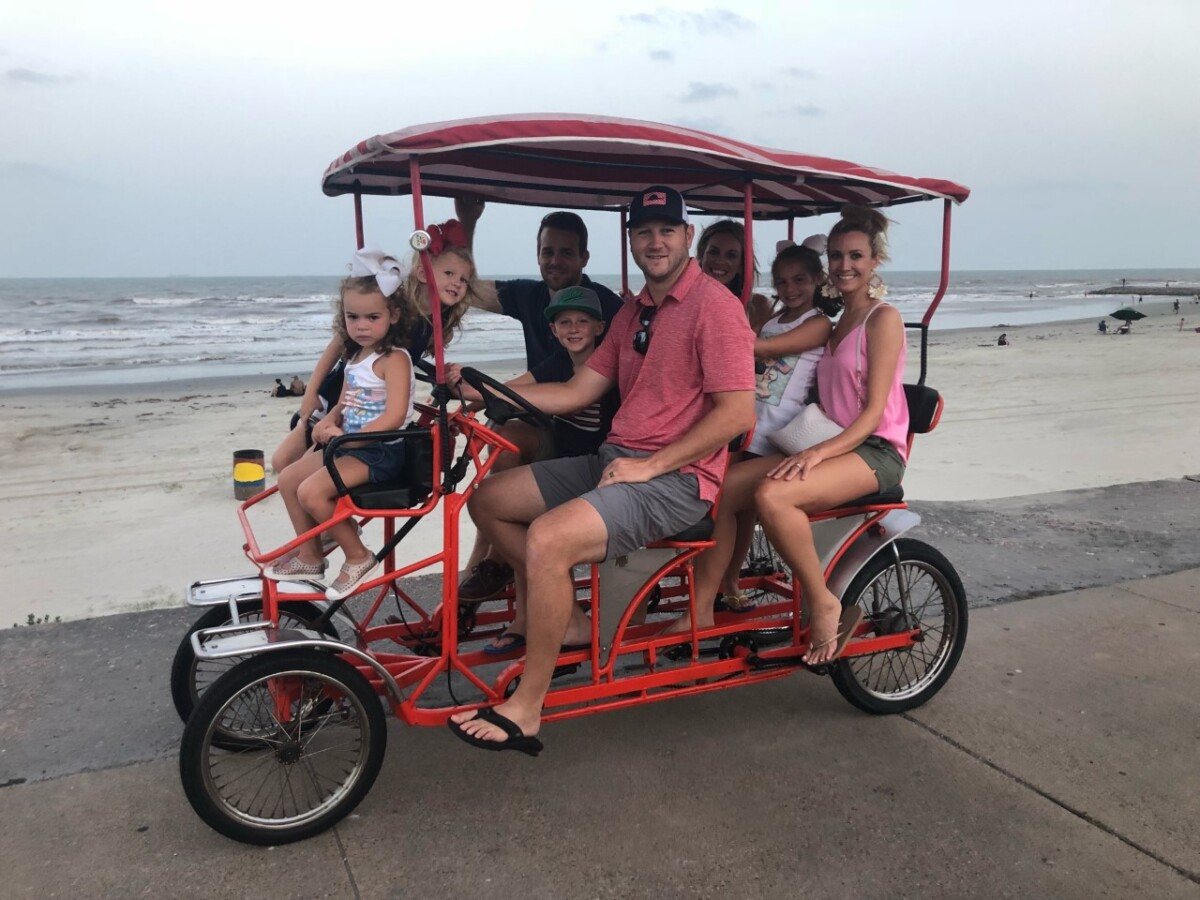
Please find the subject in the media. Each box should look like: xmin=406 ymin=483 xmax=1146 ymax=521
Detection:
xmin=265 ymin=226 xmax=475 ymax=599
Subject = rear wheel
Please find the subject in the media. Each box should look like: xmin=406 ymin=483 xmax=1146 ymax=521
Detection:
xmin=170 ymin=600 xmax=337 ymax=723
xmin=739 ymin=522 xmax=792 ymax=605
xmin=831 ymin=539 xmax=967 ymax=714
xmin=178 ymin=650 xmax=387 ymax=845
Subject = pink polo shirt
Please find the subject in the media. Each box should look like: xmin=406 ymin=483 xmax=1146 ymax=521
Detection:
xmin=587 ymin=259 xmax=756 ymax=502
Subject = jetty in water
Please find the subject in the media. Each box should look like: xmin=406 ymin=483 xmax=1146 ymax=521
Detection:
xmin=1090 ymin=284 xmax=1200 ymax=296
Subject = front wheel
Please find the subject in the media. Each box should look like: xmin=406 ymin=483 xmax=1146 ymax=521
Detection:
xmin=179 ymin=650 xmax=387 ymax=845
xmin=831 ymin=539 xmax=967 ymax=714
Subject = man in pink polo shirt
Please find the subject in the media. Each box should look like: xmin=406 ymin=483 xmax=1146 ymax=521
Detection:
xmin=449 ymin=185 xmax=756 ymax=754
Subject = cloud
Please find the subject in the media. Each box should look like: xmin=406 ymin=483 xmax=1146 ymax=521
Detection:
xmin=782 ymin=66 xmax=817 ymax=79
xmin=623 ymin=8 xmax=753 ymax=34
xmin=6 ymin=67 xmax=78 ymax=86
xmin=683 ymin=9 xmax=754 ymax=33
xmin=791 ymin=104 xmax=824 ymax=117
xmin=650 ymin=49 xmax=673 ymax=62
xmin=681 ymin=82 xmax=737 ymax=103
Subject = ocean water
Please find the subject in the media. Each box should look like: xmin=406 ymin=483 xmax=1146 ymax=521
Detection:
xmin=1 ymin=268 xmax=1197 ymax=390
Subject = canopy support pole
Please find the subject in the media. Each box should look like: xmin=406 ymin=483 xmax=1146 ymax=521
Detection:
xmin=741 ymin=182 xmax=753 ymax=307
xmin=915 ymin=199 xmax=954 ymax=385
xmin=620 ymin=208 xmax=629 ymax=294
xmin=408 ymin=157 xmax=446 ymax=387
xmin=354 ymin=193 xmax=364 ymax=249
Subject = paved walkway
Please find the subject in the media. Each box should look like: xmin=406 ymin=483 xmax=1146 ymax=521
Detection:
xmin=1 ymin=569 xmax=1197 ymax=899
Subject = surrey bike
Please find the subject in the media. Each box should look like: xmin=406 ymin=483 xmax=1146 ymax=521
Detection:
xmin=175 ymin=114 xmax=970 ymax=845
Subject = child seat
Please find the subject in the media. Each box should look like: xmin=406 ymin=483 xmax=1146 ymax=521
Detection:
xmin=331 ymin=426 xmax=435 ymax=510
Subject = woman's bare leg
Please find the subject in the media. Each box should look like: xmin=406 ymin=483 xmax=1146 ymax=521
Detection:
xmin=721 ymin=508 xmax=758 ymax=596
xmin=754 ymin=453 xmax=877 ymax=664
xmin=666 ymin=454 xmax=781 ymax=634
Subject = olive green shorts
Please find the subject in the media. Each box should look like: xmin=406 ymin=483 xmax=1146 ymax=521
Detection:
xmin=852 ymin=435 xmax=906 ymax=493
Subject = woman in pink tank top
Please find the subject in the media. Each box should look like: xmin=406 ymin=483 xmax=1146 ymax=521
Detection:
xmin=755 ymin=206 xmax=909 ymax=665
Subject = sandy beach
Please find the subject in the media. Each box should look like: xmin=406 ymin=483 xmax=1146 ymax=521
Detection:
xmin=2 ymin=299 xmax=1197 ymax=627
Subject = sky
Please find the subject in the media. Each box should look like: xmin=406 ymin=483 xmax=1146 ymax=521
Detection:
xmin=2 ymin=0 xmax=1198 ymax=278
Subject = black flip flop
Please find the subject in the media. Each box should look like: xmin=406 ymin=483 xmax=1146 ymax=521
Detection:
xmin=448 ymin=707 xmax=544 ymax=757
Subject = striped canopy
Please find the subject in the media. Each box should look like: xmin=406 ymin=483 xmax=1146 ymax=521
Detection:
xmin=322 ymin=113 xmax=969 ymax=219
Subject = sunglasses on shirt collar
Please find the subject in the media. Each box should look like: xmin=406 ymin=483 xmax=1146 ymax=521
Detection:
xmin=632 ymin=304 xmax=658 ymax=355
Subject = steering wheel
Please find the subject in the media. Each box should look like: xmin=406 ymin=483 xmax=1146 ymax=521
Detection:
xmin=459 ymin=366 xmax=555 ymax=431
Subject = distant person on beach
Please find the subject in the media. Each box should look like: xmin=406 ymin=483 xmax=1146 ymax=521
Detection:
xmin=695 ymin=219 xmax=775 ymax=331
xmin=1181 ymin=318 xmax=1187 ymax=331
xmin=449 ymin=285 xmax=621 ymax=650
xmin=685 ymin=205 xmax=907 ymax=664
xmin=998 ymin=333 xmax=1009 ymax=346
xmin=448 ymin=185 xmax=755 ymax=752
xmin=271 ymin=223 xmax=474 ymax=474
xmin=454 ymin=198 xmax=622 ymax=369
xmin=1138 ymin=295 xmax=1143 ymax=304
xmin=1116 ymin=322 xmax=1131 ymax=335
xmin=1098 ymin=319 xmax=1108 ymax=334
xmin=266 ymin=233 xmax=475 ymax=600
xmin=1174 ymin=299 xmax=1180 ymax=314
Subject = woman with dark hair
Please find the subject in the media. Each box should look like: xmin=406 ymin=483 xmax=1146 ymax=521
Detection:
xmin=696 ymin=219 xmax=774 ymax=330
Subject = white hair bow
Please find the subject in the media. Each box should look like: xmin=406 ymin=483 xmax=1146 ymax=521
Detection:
xmin=350 ymin=245 xmax=405 ymax=296
xmin=775 ymin=233 xmax=828 ymax=255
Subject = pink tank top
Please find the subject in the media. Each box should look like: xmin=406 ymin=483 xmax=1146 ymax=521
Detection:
xmin=815 ymin=303 xmax=909 ymax=461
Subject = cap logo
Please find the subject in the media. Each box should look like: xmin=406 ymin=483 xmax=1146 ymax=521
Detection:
xmin=643 ymin=191 xmax=667 ymax=206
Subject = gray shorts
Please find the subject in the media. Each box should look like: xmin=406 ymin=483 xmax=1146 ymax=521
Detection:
xmin=852 ymin=435 xmax=906 ymax=493
xmin=530 ymin=443 xmax=711 ymax=560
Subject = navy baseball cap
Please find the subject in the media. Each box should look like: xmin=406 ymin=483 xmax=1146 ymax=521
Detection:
xmin=627 ymin=185 xmax=689 ymax=229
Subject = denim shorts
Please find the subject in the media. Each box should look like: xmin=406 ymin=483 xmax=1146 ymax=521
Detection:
xmin=335 ymin=441 xmax=407 ymax=484
xmin=852 ymin=435 xmax=906 ymax=492
xmin=530 ymin=443 xmax=710 ymax=560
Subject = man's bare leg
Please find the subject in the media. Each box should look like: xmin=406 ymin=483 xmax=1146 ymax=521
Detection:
xmin=450 ymin=497 xmax=606 ymax=742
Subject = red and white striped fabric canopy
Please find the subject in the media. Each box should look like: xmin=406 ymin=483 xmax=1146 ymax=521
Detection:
xmin=321 ymin=113 xmax=969 ymax=219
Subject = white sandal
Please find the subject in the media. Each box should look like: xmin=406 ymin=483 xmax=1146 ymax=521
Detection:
xmin=264 ymin=555 xmax=327 ymax=581
xmin=325 ymin=555 xmax=380 ymax=600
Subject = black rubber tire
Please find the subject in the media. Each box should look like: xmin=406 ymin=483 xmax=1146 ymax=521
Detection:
xmin=169 ymin=600 xmax=337 ymax=724
xmin=179 ymin=650 xmax=387 ymax=845
xmin=831 ymin=538 xmax=967 ymax=714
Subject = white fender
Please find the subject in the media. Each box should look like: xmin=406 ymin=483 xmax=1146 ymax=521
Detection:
xmin=825 ymin=508 xmax=922 ymax=601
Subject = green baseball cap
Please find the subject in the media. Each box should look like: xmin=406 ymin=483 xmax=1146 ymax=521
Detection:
xmin=544 ymin=285 xmax=604 ymax=322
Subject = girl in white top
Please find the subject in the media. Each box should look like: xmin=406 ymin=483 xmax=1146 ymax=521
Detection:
xmin=747 ymin=241 xmax=836 ymax=454
xmin=266 ymin=237 xmax=475 ymax=599
xmin=669 ymin=238 xmax=837 ymax=628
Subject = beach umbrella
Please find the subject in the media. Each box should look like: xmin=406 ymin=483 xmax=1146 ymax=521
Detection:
xmin=1109 ymin=308 xmax=1147 ymax=322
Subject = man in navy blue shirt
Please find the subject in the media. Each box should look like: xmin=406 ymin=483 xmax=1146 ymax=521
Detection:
xmin=455 ymin=199 xmax=623 ymax=369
